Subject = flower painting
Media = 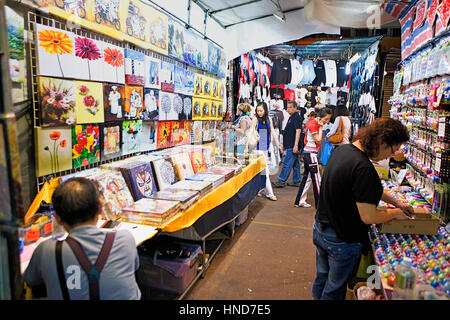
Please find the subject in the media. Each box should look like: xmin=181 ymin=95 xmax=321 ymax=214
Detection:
xmin=35 ymin=127 xmax=72 ymax=177
xmin=122 ymin=120 xmax=142 ymax=155
xmin=103 ymin=83 xmax=124 ymax=122
xmin=144 ymin=55 xmax=160 ymax=89
xmin=103 ymin=44 xmax=125 ymax=83
xmin=72 ymin=125 xmax=100 ymax=169
xmin=38 ymin=76 xmax=76 ymax=127
xmin=124 ymin=85 xmax=144 ymax=120
xmin=75 ymin=81 xmax=105 ymax=124
xmin=101 ymin=123 xmax=122 ymax=160
xmin=74 ymin=36 xmax=103 ymax=81
xmin=156 ymin=121 xmax=172 ymax=149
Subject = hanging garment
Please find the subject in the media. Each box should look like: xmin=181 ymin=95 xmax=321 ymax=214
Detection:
xmin=312 ymin=60 xmax=326 ymax=86
xmin=270 ymin=86 xmax=285 ymax=100
xmin=336 ymin=60 xmax=348 ymax=87
xmin=324 ymin=60 xmax=337 ymax=87
xmin=290 ymin=59 xmax=304 ymax=85
xmin=269 ymin=57 xmax=292 ymax=85
xmin=316 ymin=89 xmax=327 ymax=105
xmin=325 ymin=89 xmax=338 ymax=105
xmin=300 ymin=60 xmax=316 ymax=85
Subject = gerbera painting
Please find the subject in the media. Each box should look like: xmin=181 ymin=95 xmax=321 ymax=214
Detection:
xmin=104 ymin=45 xmax=125 ymax=83
xmin=74 ymin=37 xmax=102 ymax=81
xmin=75 ymin=80 xmax=104 ymax=124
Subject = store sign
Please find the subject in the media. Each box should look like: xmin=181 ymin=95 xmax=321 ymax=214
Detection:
xmin=413 ymin=0 xmax=428 ymax=30
xmin=437 ymin=0 xmax=450 ymax=28
xmin=427 ymin=0 xmax=439 ymax=27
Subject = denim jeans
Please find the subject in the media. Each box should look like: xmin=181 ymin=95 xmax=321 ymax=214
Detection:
xmin=312 ymin=221 xmax=362 ymax=300
xmin=277 ymin=148 xmax=301 ymax=184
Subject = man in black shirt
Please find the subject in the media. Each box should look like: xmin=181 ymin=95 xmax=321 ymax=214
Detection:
xmin=272 ymin=100 xmax=303 ymax=187
xmin=312 ymin=117 xmax=413 ymax=300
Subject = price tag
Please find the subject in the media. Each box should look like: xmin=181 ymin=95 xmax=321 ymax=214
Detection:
xmin=438 ymin=118 xmax=445 ymax=137
xmin=43 ymin=222 xmax=53 ymax=234
xmin=435 ymin=153 xmax=441 ymax=172
xmin=26 ymin=229 xmax=40 ymax=242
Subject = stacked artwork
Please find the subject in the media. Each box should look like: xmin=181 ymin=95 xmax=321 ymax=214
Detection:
xmin=120 ymin=162 xmax=157 ymax=201
xmin=151 ymin=157 xmax=178 ymax=190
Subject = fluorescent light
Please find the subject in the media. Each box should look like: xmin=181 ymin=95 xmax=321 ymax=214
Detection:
xmin=273 ymin=11 xmax=285 ymax=22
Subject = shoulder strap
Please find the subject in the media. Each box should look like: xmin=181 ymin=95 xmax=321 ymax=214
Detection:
xmin=55 ymin=240 xmax=71 ymax=300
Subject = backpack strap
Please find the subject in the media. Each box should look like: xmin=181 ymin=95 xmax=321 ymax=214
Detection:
xmin=55 ymin=240 xmax=71 ymax=300
xmin=65 ymin=232 xmax=116 ymax=300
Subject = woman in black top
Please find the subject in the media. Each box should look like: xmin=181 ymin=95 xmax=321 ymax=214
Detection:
xmin=312 ymin=117 xmax=413 ymax=300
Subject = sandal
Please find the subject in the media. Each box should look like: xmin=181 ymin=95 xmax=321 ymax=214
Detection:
xmin=257 ymin=190 xmax=265 ymax=197
xmin=266 ymin=195 xmax=277 ymax=201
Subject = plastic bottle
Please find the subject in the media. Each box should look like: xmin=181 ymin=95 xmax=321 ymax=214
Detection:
xmin=392 ymin=257 xmax=417 ymax=300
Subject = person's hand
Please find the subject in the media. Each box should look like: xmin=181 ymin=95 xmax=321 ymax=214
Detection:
xmin=318 ymin=119 xmax=325 ymax=126
xmin=392 ymin=209 xmax=410 ymax=220
xmin=396 ymin=202 xmax=414 ymax=217
xmin=279 ymin=146 xmax=283 ymax=154
xmin=293 ymin=145 xmax=298 ymax=154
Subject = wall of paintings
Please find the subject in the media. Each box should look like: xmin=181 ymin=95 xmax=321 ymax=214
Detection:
xmin=28 ymin=8 xmax=227 ymax=188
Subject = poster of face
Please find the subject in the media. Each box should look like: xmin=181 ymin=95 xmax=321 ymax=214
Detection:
xmin=35 ymin=127 xmax=72 ymax=176
xmin=103 ymin=83 xmax=124 ymax=121
xmin=144 ymin=55 xmax=160 ymax=89
xmin=160 ymin=61 xmax=175 ymax=92
xmin=168 ymin=18 xmax=185 ymax=61
xmin=142 ymin=88 xmax=159 ymax=120
xmin=6 ymin=6 xmax=27 ymax=103
xmin=147 ymin=5 xmax=168 ymax=55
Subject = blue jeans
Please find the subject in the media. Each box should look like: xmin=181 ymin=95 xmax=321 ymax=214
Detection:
xmin=277 ymin=148 xmax=301 ymax=184
xmin=312 ymin=221 xmax=362 ymax=300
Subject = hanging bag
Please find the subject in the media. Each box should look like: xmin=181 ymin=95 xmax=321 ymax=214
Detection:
xmin=320 ymin=140 xmax=334 ymax=166
xmin=327 ymin=116 xmax=344 ymax=144
xmin=247 ymin=120 xmax=260 ymax=147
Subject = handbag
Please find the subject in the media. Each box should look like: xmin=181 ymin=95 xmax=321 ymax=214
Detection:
xmin=320 ymin=140 xmax=334 ymax=166
xmin=247 ymin=123 xmax=260 ymax=147
xmin=327 ymin=116 xmax=344 ymax=144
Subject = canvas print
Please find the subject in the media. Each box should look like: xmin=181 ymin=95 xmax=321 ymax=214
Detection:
xmin=38 ymin=76 xmax=76 ymax=127
xmin=74 ymin=36 xmax=105 ymax=81
xmin=172 ymin=93 xmax=184 ymax=120
xmin=159 ymin=91 xmax=179 ymax=120
xmin=124 ymin=48 xmax=145 ymax=86
xmin=171 ymin=120 xmax=191 ymax=146
xmin=192 ymin=97 xmax=202 ymax=120
xmin=168 ymin=18 xmax=185 ymax=61
xmin=210 ymin=100 xmax=218 ymax=120
xmin=203 ymin=147 xmax=216 ymax=169
xmin=179 ymin=95 xmax=192 ymax=120
xmin=203 ymin=76 xmax=213 ymax=99
xmin=202 ymin=99 xmax=211 ymax=120
xmin=156 ymin=121 xmax=172 ymax=149
xmin=189 ymin=149 xmax=207 ymax=174
xmin=171 ymin=152 xmax=194 ymax=181
xmin=142 ymin=88 xmax=159 ymax=120
xmin=101 ymin=123 xmax=121 ymax=160
xmin=160 ymin=61 xmax=175 ymax=92
xmin=122 ymin=120 xmax=142 ymax=155
xmin=121 ymin=162 xmax=157 ymax=200
xmin=103 ymin=83 xmax=124 ymax=121
xmin=35 ymin=127 xmax=72 ymax=177
xmin=219 ymin=80 xmax=226 ymax=100
xmin=141 ymin=121 xmax=157 ymax=152
xmin=218 ymin=48 xmax=227 ymax=79
xmin=124 ymin=0 xmax=148 ymax=44
xmin=184 ymin=69 xmax=195 ymax=96
xmin=144 ymin=55 xmax=160 ymax=89
xmin=75 ymin=80 xmax=105 ymax=124
xmin=183 ymin=29 xmax=199 ymax=67
xmin=151 ymin=158 xmax=177 ymax=190
xmin=208 ymin=42 xmax=220 ymax=75
xmin=217 ymin=101 xmax=224 ymax=120
xmin=72 ymin=124 xmax=100 ymax=169
xmin=198 ymin=38 xmax=209 ymax=71
xmin=93 ymin=0 xmax=122 ymax=33
xmin=174 ymin=65 xmax=185 ymax=94
xmin=124 ymin=85 xmax=144 ymax=120
xmin=148 ymin=5 xmax=168 ymax=55
xmin=102 ymin=43 xmax=125 ymax=84
xmin=211 ymin=78 xmax=220 ymax=100
xmin=192 ymin=121 xmax=203 ymax=145
xmin=194 ymin=73 xmax=204 ymax=96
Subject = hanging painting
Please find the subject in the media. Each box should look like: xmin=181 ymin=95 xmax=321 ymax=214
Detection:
xmin=171 ymin=120 xmax=191 ymax=146
xmin=75 ymin=80 xmax=105 ymax=124
xmin=101 ymin=122 xmax=122 ymax=160
xmin=103 ymin=83 xmax=124 ymax=121
xmin=168 ymin=18 xmax=185 ymax=61
xmin=141 ymin=121 xmax=158 ymax=152
xmin=208 ymin=42 xmax=220 ymax=75
xmin=159 ymin=91 xmax=178 ymax=120
xmin=210 ymin=100 xmax=218 ymax=120
xmin=194 ymin=73 xmax=204 ymax=97
xmin=73 ymin=36 xmax=105 ymax=82
xmin=160 ymin=61 xmax=175 ymax=92
xmin=179 ymin=95 xmax=192 ymax=120
xmin=174 ymin=65 xmax=185 ymax=94
xmin=72 ymin=124 xmax=100 ymax=169
xmin=142 ymin=88 xmax=159 ymax=120
xmin=218 ymin=48 xmax=227 ymax=79
xmin=122 ymin=119 xmax=142 ymax=155
xmin=147 ymin=5 xmax=168 ymax=55
xmin=92 ymin=0 xmax=122 ymax=34
xmin=35 ymin=127 xmax=72 ymax=177
xmin=217 ymin=101 xmax=224 ymax=120
xmin=102 ymin=43 xmax=125 ymax=84
xmin=198 ymin=38 xmax=209 ymax=71
xmin=124 ymin=48 xmax=145 ymax=86
xmin=124 ymin=85 xmax=144 ymax=120
xmin=189 ymin=149 xmax=207 ymax=174
xmin=38 ymin=76 xmax=76 ymax=127
xmin=184 ymin=69 xmax=195 ymax=96
xmin=192 ymin=121 xmax=203 ymax=145
xmin=144 ymin=55 xmax=160 ymax=89
xmin=183 ymin=29 xmax=199 ymax=67
xmin=219 ymin=79 xmax=226 ymax=100
xmin=203 ymin=76 xmax=213 ymax=99
xmin=156 ymin=121 xmax=172 ymax=149
xmin=124 ymin=0 xmax=149 ymax=46
xmin=172 ymin=93 xmax=184 ymax=120
xmin=201 ymin=99 xmax=211 ymax=120
xmin=192 ymin=97 xmax=202 ymax=120
xmin=211 ymin=78 xmax=220 ymax=100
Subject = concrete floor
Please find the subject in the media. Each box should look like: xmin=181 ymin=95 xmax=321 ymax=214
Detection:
xmin=184 ymin=174 xmax=317 ymax=300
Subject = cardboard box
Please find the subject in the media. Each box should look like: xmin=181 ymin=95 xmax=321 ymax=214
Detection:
xmin=377 ymin=208 xmax=440 ymax=235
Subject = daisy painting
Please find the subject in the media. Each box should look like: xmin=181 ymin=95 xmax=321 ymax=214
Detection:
xmin=74 ymin=36 xmax=102 ymax=81
xmin=103 ymin=44 xmax=125 ymax=83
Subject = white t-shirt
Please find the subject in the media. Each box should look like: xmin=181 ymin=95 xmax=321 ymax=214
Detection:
xmin=327 ymin=116 xmax=352 ymax=145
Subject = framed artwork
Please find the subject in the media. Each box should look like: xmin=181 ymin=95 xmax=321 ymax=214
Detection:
xmin=35 ymin=127 xmax=72 ymax=176
xmin=144 ymin=55 xmax=160 ymax=89
xmin=148 ymin=5 xmax=168 ymax=55
xmin=174 ymin=65 xmax=185 ymax=94
xmin=101 ymin=122 xmax=122 ymax=160
xmin=172 ymin=93 xmax=184 ymax=120
xmin=72 ymin=124 xmax=100 ymax=169
xmin=192 ymin=121 xmax=203 ymax=145
xmin=151 ymin=158 xmax=177 ymax=191
xmin=179 ymin=95 xmax=192 ymax=120
xmin=168 ymin=18 xmax=185 ymax=61
xmin=189 ymin=149 xmax=207 ymax=174
xmin=142 ymin=88 xmax=159 ymax=120
xmin=184 ymin=69 xmax=195 ymax=96
xmin=219 ymin=79 xmax=226 ymax=100
xmin=124 ymin=48 xmax=145 ymax=86
xmin=141 ymin=121 xmax=157 ymax=152
xmin=122 ymin=120 xmax=142 ymax=155
xmin=38 ymin=76 xmax=76 ymax=127
xmin=102 ymin=43 xmax=125 ymax=84
xmin=103 ymin=83 xmax=124 ymax=121
xmin=156 ymin=121 xmax=172 ymax=149
xmin=217 ymin=101 xmax=224 ymax=120
xmin=124 ymin=85 xmax=144 ymax=120
xmin=92 ymin=0 xmax=123 ymax=34
xmin=198 ymin=38 xmax=209 ymax=71
xmin=159 ymin=91 xmax=178 ymax=121
xmin=121 ymin=162 xmax=157 ymax=200
xmin=160 ymin=61 xmax=174 ymax=92
xmin=203 ymin=76 xmax=213 ymax=98
xmin=201 ymin=99 xmax=211 ymax=120
xmin=75 ymin=80 xmax=105 ymax=124
xmin=171 ymin=120 xmax=191 ymax=146
xmin=171 ymin=152 xmax=194 ymax=181
xmin=193 ymin=73 xmax=204 ymax=97
xmin=218 ymin=48 xmax=227 ymax=79
xmin=192 ymin=97 xmax=202 ymax=120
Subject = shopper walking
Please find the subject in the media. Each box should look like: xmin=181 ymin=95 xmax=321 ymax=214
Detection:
xmin=294 ymin=108 xmax=332 ymax=208
xmin=326 ymin=104 xmax=352 ymax=146
xmin=23 ymin=177 xmax=141 ymax=300
xmin=249 ymin=101 xmax=282 ymax=201
xmin=312 ymin=117 xmax=413 ymax=300
xmin=231 ymin=103 xmax=252 ymax=154
xmin=272 ymin=100 xmax=303 ymax=188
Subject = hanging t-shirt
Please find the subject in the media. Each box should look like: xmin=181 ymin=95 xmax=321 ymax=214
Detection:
xmin=312 ymin=60 xmax=326 ymax=86
xmin=270 ymin=87 xmax=285 ymax=100
xmin=269 ymin=58 xmax=292 ymax=85
xmin=290 ymin=59 xmax=304 ymax=85
xmin=300 ymin=60 xmax=316 ymax=85
xmin=316 ymin=90 xmax=327 ymax=105
xmin=325 ymin=60 xmax=337 ymax=87
xmin=336 ymin=60 xmax=348 ymax=87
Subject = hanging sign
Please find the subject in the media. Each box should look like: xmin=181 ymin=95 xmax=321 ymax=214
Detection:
xmin=413 ymin=0 xmax=428 ymax=30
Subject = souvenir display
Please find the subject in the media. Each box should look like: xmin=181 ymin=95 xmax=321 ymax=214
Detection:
xmin=72 ymin=124 xmax=100 ymax=169
xmin=140 ymin=121 xmax=158 ymax=152
xmin=122 ymin=120 xmax=142 ymax=155
xmin=151 ymin=157 xmax=178 ymax=190
xmin=124 ymin=85 xmax=144 ymax=120
xmin=38 ymin=76 xmax=76 ymax=127
xmin=186 ymin=173 xmax=224 ymax=189
xmin=171 ymin=151 xmax=195 ymax=181
xmin=75 ymin=80 xmax=105 ymax=124
xmin=103 ymin=83 xmax=124 ymax=121
xmin=160 ymin=61 xmax=175 ymax=92
xmin=144 ymin=55 xmax=160 ymax=89
xmin=170 ymin=179 xmax=213 ymax=197
xmin=191 ymin=121 xmax=203 ymax=144
xmin=168 ymin=18 xmax=185 ymax=61
xmin=101 ymin=122 xmax=122 ymax=160
xmin=149 ymin=189 xmax=199 ymax=211
xmin=121 ymin=198 xmax=180 ymax=227
xmin=124 ymin=48 xmax=145 ymax=86
xmin=156 ymin=121 xmax=173 ymax=149
xmin=120 ymin=162 xmax=157 ymax=200
xmin=203 ymin=166 xmax=235 ymax=182
xmin=142 ymin=88 xmax=159 ymax=120
xmin=34 ymin=127 xmax=72 ymax=177
xmin=189 ymin=149 xmax=207 ymax=174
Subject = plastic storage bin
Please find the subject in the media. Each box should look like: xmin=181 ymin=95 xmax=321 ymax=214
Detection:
xmin=136 ymin=242 xmax=202 ymax=295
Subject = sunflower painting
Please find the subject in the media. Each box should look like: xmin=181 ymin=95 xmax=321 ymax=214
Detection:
xmin=75 ymin=81 xmax=105 ymax=124
xmin=35 ymin=126 xmax=72 ymax=177
xmin=72 ymin=124 xmax=100 ymax=169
